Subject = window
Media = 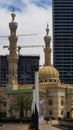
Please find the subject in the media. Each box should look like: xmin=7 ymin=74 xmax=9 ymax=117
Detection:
xmin=61 ymin=96 xmax=64 ymax=106
xmin=61 ymin=111 xmax=63 ymax=115
xmin=40 ymin=80 xmax=42 ymax=82
xmin=3 ymin=101 xmax=7 ymax=107
xmin=50 ymin=79 xmax=52 ymax=82
xmin=49 ymin=111 xmax=53 ymax=116
xmin=45 ymin=79 xmax=47 ymax=82
xmin=61 ymin=99 xmax=64 ymax=106
xmin=48 ymin=99 xmax=53 ymax=106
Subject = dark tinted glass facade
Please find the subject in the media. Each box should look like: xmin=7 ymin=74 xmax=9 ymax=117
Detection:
xmin=53 ymin=0 xmax=73 ymax=84
xmin=0 ymin=55 xmax=39 ymax=87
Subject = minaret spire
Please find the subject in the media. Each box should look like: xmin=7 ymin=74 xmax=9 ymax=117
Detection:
xmin=44 ymin=24 xmax=51 ymax=66
xmin=46 ymin=24 xmax=49 ymax=36
xmin=11 ymin=8 xmax=16 ymax=22
xmin=7 ymin=12 xmax=19 ymax=90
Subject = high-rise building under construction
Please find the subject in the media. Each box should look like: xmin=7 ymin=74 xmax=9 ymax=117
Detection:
xmin=0 ymin=55 xmax=39 ymax=87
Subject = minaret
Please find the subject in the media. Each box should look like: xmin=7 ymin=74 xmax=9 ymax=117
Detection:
xmin=7 ymin=10 xmax=19 ymax=90
xmin=44 ymin=24 xmax=51 ymax=66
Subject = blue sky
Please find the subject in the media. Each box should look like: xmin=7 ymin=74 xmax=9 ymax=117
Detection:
xmin=0 ymin=0 xmax=52 ymax=11
xmin=0 ymin=0 xmax=25 ymax=12
xmin=0 ymin=0 xmax=52 ymax=65
xmin=30 ymin=0 xmax=52 ymax=8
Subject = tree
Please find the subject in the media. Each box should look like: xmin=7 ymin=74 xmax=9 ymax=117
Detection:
xmin=25 ymin=97 xmax=32 ymax=117
xmin=71 ymin=100 xmax=73 ymax=111
xmin=0 ymin=95 xmax=6 ymax=112
xmin=10 ymin=94 xmax=32 ymax=118
xmin=0 ymin=96 xmax=3 ymax=112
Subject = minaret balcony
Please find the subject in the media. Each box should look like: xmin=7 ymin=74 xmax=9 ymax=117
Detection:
xmin=7 ymin=55 xmax=19 ymax=63
xmin=9 ymin=22 xmax=18 ymax=30
xmin=44 ymin=36 xmax=51 ymax=44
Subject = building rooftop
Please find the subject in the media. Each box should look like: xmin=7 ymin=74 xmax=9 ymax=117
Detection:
xmin=6 ymin=88 xmax=47 ymax=94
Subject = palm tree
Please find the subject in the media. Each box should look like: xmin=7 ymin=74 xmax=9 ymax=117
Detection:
xmin=10 ymin=94 xmax=32 ymax=118
xmin=25 ymin=97 xmax=32 ymax=117
xmin=71 ymin=100 xmax=73 ymax=112
xmin=0 ymin=96 xmax=6 ymax=112
xmin=0 ymin=95 xmax=3 ymax=112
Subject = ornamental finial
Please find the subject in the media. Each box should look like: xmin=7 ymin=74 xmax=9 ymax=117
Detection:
xmin=46 ymin=24 xmax=49 ymax=36
xmin=11 ymin=8 xmax=16 ymax=22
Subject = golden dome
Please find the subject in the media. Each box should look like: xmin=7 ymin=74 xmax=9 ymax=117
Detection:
xmin=39 ymin=66 xmax=59 ymax=83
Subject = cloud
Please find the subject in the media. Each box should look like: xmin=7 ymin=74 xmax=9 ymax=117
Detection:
xmin=0 ymin=0 xmax=25 ymax=12
xmin=0 ymin=0 xmax=52 ymax=65
xmin=30 ymin=0 xmax=52 ymax=8
xmin=0 ymin=0 xmax=52 ymax=11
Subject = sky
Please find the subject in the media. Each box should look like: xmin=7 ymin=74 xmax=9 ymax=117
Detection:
xmin=0 ymin=0 xmax=52 ymax=66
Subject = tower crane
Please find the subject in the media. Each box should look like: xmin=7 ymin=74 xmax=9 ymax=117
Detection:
xmin=0 ymin=33 xmax=37 ymax=37
xmin=3 ymin=45 xmax=44 ymax=55
xmin=0 ymin=10 xmax=43 ymax=55
xmin=1 ymin=33 xmax=43 ymax=55
xmin=1 ymin=33 xmax=44 ymax=55
xmin=17 ymin=45 xmax=44 ymax=55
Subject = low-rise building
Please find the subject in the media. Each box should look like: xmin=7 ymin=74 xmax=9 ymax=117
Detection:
xmin=0 ymin=12 xmax=73 ymax=119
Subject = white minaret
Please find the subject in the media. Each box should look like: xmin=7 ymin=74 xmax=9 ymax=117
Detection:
xmin=7 ymin=10 xmax=19 ymax=90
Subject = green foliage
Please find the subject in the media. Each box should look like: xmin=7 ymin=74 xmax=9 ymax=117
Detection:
xmin=10 ymin=94 xmax=32 ymax=118
xmin=44 ymin=117 xmax=49 ymax=121
xmin=62 ymin=117 xmax=73 ymax=121
xmin=44 ymin=117 xmax=56 ymax=121
xmin=0 ymin=123 xmax=3 ymax=127
xmin=0 ymin=117 xmax=32 ymax=123
xmin=0 ymin=112 xmax=6 ymax=118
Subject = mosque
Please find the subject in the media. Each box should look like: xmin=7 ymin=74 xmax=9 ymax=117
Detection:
xmin=0 ymin=11 xmax=73 ymax=119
